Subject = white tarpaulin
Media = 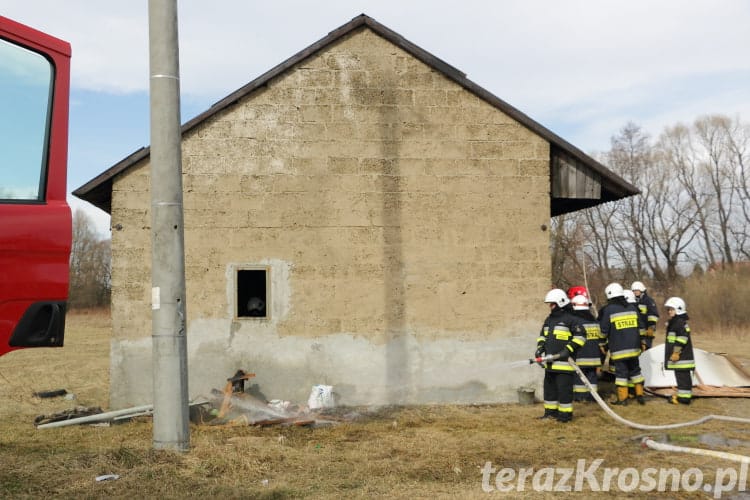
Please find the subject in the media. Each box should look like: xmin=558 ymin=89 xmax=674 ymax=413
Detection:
xmin=641 ymin=344 xmax=750 ymax=397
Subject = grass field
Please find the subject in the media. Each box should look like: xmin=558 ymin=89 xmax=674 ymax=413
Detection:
xmin=1 ymin=310 xmax=749 ymax=498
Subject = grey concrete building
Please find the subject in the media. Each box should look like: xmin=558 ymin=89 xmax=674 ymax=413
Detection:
xmin=74 ymin=15 xmax=637 ymax=409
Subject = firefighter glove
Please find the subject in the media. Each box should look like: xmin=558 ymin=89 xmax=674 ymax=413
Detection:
xmin=646 ymin=326 xmax=655 ymax=337
xmin=535 ymin=347 xmax=544 ymax=359
xmin=556 ymin=348 xmax=570 ymax=361
xmin=670 ymin=351 xmax=681 ymax=362
xmin=641 ymin=342 xmax=647 ymax=352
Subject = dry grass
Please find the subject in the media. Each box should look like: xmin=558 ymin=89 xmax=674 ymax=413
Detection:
xmin=676 ymin=267 xmax=750 ymax=332
xmin=1 ymin=310 xmax=749 ymax=499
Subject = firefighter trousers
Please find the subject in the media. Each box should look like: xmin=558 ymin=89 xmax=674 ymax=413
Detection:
xmin=674 ymin=370 xmax=693 ymax=403
xmin=613 ymin=357 xmax=644 ymax=387
xmin=543 ymin=370 xmax=574 ymax=415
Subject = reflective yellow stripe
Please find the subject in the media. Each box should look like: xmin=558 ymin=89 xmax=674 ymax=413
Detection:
xmin=575 ymin=358 xmax=601 ymax=366
xmin=668 ymin=361 xmax=695 ymax=369
xmin=611 ymin=349 xmax=641 ymax=360
xmin=550 ymin=362 xmax=575 ymax=371
xmin=610 ymin=311 xmax=639 ymax=329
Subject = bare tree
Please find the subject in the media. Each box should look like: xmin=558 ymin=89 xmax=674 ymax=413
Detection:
xmin=646 ymin=151 xmax=700 ymax=287
xmin=659 ymin=124 xmax=715 ymax=267
xmin=658 ymin=115 xmax=749 ymax=270
xmin=715 ymin=115 xmax=750 ymax=261
xmin=553 ymin=123 xmax=700 ymax=296
xmin=694 ymin=115 xmax=739 ymax=266
xmin=597 ymin=123 xmax=699 ymax=288
xmin=550 ymin=114 xmax=749 ymax=306
xmin=69 ymin=209 xmax=111 ymax=308
xmin=606 ymin=123 xmax=651 ymax=281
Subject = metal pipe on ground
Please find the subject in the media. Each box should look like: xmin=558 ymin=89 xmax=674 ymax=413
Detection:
xmin=36 ymin=405 xmax=154 ymax=429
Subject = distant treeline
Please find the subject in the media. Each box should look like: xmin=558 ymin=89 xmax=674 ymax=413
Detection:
xmin=553 ymin=114 xmax=750 ymax=329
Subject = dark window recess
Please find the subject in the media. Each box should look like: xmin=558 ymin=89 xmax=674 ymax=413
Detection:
xmin=237 ymin=269 xmax=267 ymax=318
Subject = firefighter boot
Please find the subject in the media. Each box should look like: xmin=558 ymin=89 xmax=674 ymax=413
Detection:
xmin=634 ymin=383 xmax=646 ymax=405
xmin=556 ymin=412 xmax=573 ymax=423
xmin=538 ymin=408 xmax=558 ymax=419
xmin=611 ymin=386 xmax=629 ymax=405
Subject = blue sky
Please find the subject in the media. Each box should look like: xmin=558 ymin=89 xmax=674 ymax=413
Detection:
xmin=4 ymin=1 xmax=750 ymax=235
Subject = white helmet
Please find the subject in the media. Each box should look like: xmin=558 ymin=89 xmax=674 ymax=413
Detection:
xmin=571 ymin=294 xmax=590 ymax=310
xmin=605 ymin=282 xmax=625 ymax=299
xmin=664 ymin=297 xmax=687 ymax=315
xmin=631 ymin=281 xmax=647 ymax=292
xmin=623 ymin=289 xmax=637 ymax=304
xmin=544 ymin=288 xmax=570 ymax=308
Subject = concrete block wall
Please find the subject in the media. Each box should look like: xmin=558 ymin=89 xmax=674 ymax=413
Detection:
xmin=109 ymin=27 xmax=551 ymax=408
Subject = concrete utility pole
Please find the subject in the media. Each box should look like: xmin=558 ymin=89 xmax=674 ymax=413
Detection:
xmin=148 ymin=0 xmax=189 ymax=451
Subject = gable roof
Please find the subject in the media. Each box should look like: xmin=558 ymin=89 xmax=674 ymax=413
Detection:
xmin=73 ymin=13 xmax=638 ymax=216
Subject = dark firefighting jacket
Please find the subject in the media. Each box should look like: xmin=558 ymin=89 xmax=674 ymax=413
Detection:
xmin=665 ymin=314 xmax=695 ymax=370
xmin=536 ymin=306 xmax=586 ymax=372
xmin=599 ymin=298 xmax=641 ymax=361
xmin=627 ymin=301 xmax=646 ymax=343
xmin=572 ymin=309 xmax=603 ymax=367
xmin=637 ymin=292 xmax=659 ymax=335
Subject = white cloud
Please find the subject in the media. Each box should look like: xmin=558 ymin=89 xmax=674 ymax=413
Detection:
xmin=4 ymin=1 xmax=749 ymax=155
xmin=3 ymin=0 xmax=747 ymax=241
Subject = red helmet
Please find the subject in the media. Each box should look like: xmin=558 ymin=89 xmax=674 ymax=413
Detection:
xmin=567 ymin=286 xmax=589 ymax=300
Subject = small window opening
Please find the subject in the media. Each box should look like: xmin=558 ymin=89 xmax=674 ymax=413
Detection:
xmin=237 ymin=269 xmax=268 ymax=318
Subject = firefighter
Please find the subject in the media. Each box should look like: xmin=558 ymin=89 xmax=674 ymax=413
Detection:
xmin=567 ymin=285 xmax=589 ymax=301
xmin=624 ymin=290 xmax=647 ymax=351
xmin=534 ymin=289 xmax=587 ymax=422
xmin=570 ymin=294 xmax=602 ymax=402
xmin=631 ymin=281 xmax=659 ymax=349
xmin=599 ymin=283 xmax=646 ymax=405
xmin=664 ymin=297 xmax=695 ymax=405
xmin=623 ymin=289 xmax=647 ymax=399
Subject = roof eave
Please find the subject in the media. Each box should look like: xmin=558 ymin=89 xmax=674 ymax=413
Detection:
xmin=72 ymin=13 xmax=638 ymax=214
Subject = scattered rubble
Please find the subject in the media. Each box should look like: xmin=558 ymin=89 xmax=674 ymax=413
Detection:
xmin=34 ymin=369 xmax=349 ymax=429
xmin=95 ymin=474 xmax=120 ymax=482
xmin=195 ymin=369 xmax=340 ymax=428
xmin=34 ymin=406 xmax=104 ymax=426
xmin=33 ymin=389 xmax=69 ymax=399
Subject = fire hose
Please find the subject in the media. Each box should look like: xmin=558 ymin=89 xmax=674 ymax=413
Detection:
xmin=528 ymin=354 xmax=750 ymax=464
xmin=641 ymin=438 xmax=750 ymax=465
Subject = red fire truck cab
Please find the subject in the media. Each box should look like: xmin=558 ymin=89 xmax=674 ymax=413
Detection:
xmin=0 ymin=16 xmax=72 ymax=356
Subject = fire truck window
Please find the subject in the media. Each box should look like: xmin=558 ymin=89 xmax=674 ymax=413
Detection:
xmin=0 ymin=38 xmax=52 ymax=201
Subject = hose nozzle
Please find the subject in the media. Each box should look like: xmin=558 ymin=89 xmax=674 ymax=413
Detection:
xmin=529 ymin=353 xmax=561 ymax=365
